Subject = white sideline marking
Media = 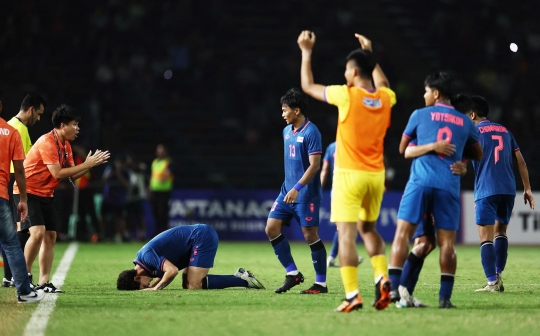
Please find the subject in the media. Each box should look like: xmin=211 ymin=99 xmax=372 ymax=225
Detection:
xmin=23 ymin=243 xmax=79 ymax=336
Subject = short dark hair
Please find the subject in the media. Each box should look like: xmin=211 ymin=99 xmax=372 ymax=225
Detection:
xmin=52 ymin=104 xmax=81 ymax=128
xmin=451 ymin=94 xmax=474 ymax=114
xmin=280 ymin=88 xmax=308 ymax=114
xmin=470 ymin=95 xmax=489 ymax=118
xmin=424 ymin=72 xmax=456 ymax=99
xmin=346 ymin=49 xmax=376 ymax=79
xmin=21 ymin=93 xmax=46 ymax=112
xmin=117 ymin=269 xmax=139 ymax=290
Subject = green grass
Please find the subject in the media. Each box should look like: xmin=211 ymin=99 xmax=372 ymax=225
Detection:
xmin=1 ymin=242 xmax=540 ymax=335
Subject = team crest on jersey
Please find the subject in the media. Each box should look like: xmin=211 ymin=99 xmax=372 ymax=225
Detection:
xmin=363 ymin=97 xmax=382 ymax=108
xmin=297 ymin=136 xmax=304 ymax=143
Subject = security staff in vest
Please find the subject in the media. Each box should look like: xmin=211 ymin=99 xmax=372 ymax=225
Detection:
xmin=149 ymin=144 xmax=174 ymax=236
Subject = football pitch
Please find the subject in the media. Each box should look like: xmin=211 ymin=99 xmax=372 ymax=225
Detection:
xmin=1 ymin=242 xmax=539 ymax=336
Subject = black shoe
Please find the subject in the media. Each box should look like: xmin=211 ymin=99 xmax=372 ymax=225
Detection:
xmin=2 ymin=278 xmax=10 ymax=287
xmin=28 ymin=273 xmax=36 ymax=290
xmin=36 ymin=282 xmax=64 ymax=293
xmin=439 ymin=298 xmax=456 ymax=308
xmin=275 ymin=272 xmax=304 ymax=293
xmin=300 ymin=283 xmax=328 ymax=294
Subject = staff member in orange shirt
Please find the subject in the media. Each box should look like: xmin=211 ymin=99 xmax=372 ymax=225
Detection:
xmin=298 ymin=31 xmax=396 ymax=312
xmin=13 ymin=105 xmax=110 ymax=293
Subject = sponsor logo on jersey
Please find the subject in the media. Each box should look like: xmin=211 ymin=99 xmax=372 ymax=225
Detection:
xmin=297 ymin=136 xmax=304 ymax=143
xmin=363 ymin=97 xmax=382 ymax=108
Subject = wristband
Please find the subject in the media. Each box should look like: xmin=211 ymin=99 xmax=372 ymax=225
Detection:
xmin=293 ymin=182 xmax=304 ymax=191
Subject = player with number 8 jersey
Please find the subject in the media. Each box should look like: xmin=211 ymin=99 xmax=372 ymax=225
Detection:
xmin=394 ymin=72 xmax=483 ymax=308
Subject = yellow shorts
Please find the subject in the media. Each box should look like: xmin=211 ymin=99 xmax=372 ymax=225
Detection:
xmin=330 ymin=169 xmax=385 ymax=223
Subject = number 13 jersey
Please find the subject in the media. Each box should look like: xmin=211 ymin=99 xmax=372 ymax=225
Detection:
xmin=403 ymin=103 xmax=479 ymax=198
xmin=280 ymin=118 xmax=323 ymax=204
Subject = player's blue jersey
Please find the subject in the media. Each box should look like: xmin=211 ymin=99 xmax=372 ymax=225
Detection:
xmin=133 ymin=224 xmax=207 ymax=277
xmin=280 ymin=118 xmax=323 ymax=203
xmin=323 ymin=142 xmax=336 ymax=178
xmin=403 ymin=103 xmax=479 ymax=198
xmin=471 ymin=120 xmax=519 ymax=200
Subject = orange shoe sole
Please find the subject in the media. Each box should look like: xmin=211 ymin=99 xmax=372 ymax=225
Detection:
xmin=373 ymin=277 xmax=392 ymax=311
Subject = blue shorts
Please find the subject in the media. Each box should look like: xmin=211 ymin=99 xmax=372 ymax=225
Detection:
xmin=398 ymin=183 xmax=460 ymax=231
xmin=475 ymin=194 xmax=515 ymax=225
xmin=412 ymin=213 xmax=435 ymax=239
xmin=189 ymin=225 xmax=219 ymax=268
xmin=268 ymin=196 xmax=320 ymax=227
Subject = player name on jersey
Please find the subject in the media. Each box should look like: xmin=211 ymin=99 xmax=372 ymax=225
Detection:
xmin=430 ymin=112 xmax=464 ymax=126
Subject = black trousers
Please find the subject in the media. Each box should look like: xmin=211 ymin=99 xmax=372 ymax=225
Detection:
xmin=150 ymin=191 xmax=171 ymax=237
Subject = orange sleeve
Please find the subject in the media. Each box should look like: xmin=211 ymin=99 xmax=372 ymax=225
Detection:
xmin=39 ymin=138 xmax=61 ymax=165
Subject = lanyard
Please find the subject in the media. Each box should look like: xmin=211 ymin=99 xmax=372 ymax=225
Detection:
xmin=51 ymin=130 xmax=75 ymax=187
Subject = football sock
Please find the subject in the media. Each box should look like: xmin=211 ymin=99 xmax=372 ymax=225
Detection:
xmin=340 ymin=266 xmax=358 ymax=299
xmin=270 ymin=234 xmax=297 ymax=273
xmin=204 ymin=275 xmax=248 ymax=289
xmin=370 ymin=254 xmax=388 ymax=282
xmin=400 ymin=252 xmax=424 ymax=293
xmin=388 ymin=267 xmax=402 ymax=292
xmin=480 ymin=241 xmax=497 ymax=282
xmin=494 ymin=235 xmax=508 ymax=274
xmin=330 ymin=231 xmax=339 ymax=258
xmin=18 ymin=230 xmax=30 ymax=249
xmin=439 ymin=273 xmax=455 ymax=301
xmin=407 ymin=257 xmax=424 ymax=295
xmin=309 ymin=239 xmax=327 ymax=284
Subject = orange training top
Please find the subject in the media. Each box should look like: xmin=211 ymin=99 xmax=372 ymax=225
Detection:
xmin=0 ymin=118 xmax=25 ymax=200
xmin=325 ymin=85 xmax=396 ymax=172
xmin=14 ymin=131 xmax=74 ymax=197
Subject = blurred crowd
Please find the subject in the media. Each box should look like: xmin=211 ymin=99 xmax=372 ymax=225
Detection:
xmin=54 ymin=146 xmax=149 ymax=242
xmin=1 ymin=0 xmax=538 ymax=192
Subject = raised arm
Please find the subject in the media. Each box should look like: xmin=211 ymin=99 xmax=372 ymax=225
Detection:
xmin=47 ymin=150 xmax=110 ymax=180
xmin=298 ymin=31 xmax=326 ymax=102
xmin=515 ymin=150 xmax=535 ymax=209
xmin=354 ymin=34 xmax=389 ymax=89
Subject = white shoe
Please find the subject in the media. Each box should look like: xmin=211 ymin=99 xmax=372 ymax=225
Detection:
xmin=234 ymin=268 xmax=265 ymax=289
xmin=397 ymin=285 xmax=412 ymax=307
xmin=474 ymin=280 xmax=501 ymax=292
xmin=18 ymin=289 xmax=45 ymax=303
xmin=327 ymin=257 xmax=338 ymax=268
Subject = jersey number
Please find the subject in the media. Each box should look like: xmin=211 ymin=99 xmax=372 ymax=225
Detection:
xmin=289 ymin=144 xmax=296 ymax=157
xmin=491 ymin=135 xmax=503 ymax=164
xmin=436 ymin=126 xmax=453 ymax=158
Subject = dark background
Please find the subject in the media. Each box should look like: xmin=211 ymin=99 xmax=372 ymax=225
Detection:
xmin=1 ymin=0 xmax=539 ymax=191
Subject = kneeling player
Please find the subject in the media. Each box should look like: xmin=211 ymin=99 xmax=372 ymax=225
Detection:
xmin=117 ymin=224 xmax=265 ymax=290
